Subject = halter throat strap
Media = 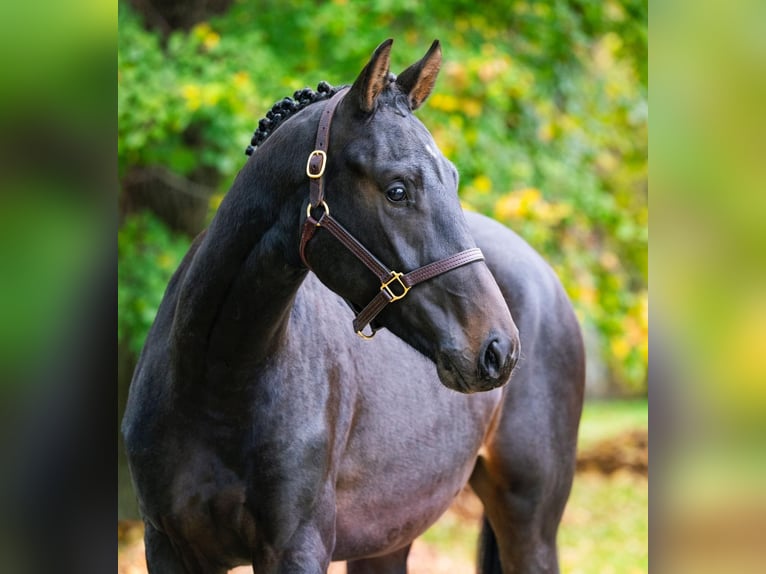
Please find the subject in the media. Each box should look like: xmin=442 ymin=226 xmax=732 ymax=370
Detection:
xmin=299 ymin=88 xmax=485 ymax=338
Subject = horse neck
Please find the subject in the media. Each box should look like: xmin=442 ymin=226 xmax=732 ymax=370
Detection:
xmin=169 ymin=115 xmax=319 ymax=385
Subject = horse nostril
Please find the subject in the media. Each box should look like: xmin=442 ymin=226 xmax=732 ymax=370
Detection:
xmin=509 ymin=340 xmax=520 ymax=371
xmin=480 ymin=338 xmax=510 ymax=381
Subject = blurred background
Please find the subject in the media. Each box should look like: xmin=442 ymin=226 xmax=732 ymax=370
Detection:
xmin=4 ymin=0 xmax=766 ymax=573
xmin=117 ymin=1 xmax=647 ymax=573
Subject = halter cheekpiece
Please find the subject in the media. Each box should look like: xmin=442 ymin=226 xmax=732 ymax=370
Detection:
xmin=299 ymin=87 xmax=486 ymax=339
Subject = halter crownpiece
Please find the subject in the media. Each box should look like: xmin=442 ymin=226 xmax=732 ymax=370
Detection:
xmin=299 ymin=88 xmax=486 ymax=339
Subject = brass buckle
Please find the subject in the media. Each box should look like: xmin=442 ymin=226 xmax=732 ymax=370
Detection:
xmin=356 ymin=325 xmax=377 ymax=340
xmin=306 ymin=150 xmax=327 ymax=178
xmin=306 ymin=200 xmax=329 ymax=226
xmin=381 ymin=271 xmax=410 ymax=302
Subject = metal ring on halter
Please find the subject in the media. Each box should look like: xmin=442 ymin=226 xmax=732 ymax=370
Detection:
xmin=356 ymin=324 xmax=377 ymax=340
xmin=380 ymin=271 xmax=410 ymax=302
xmin=306 ymin=200 xmax=330 ymax=225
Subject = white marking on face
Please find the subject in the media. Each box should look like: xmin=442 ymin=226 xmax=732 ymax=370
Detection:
xmin=425 ymin=144 xmax=438 ymax=159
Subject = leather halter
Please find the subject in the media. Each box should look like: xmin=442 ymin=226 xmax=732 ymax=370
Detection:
xmin=299 ymin=87 xmax=485 ymax=339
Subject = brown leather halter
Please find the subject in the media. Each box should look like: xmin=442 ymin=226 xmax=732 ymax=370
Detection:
xmin=299 ymin=87 xmax=485 ymax=339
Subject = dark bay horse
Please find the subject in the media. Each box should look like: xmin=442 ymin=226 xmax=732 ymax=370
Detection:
xmin=122 ymin=39 xmax=584 ymax=573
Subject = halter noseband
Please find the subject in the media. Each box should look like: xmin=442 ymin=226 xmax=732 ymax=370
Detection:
xmin=299 ymin=87 xmax=485 ymax=339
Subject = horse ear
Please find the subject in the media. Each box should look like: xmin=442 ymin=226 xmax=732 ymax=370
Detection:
xmin=349 ymin=38 xmax=394 ymax=114
xmin=395 ymin=39 xmax=442 ymax=111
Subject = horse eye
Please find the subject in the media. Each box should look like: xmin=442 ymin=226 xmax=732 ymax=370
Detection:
xmin=386 ymin=186 xmax=408 ymax=203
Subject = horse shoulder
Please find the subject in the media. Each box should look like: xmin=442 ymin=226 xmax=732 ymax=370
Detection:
xmin=122 ymin=232 xmax=208 ymax=470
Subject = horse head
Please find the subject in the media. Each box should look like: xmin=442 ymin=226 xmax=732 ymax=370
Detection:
xmin=300 ymin=39 xmax=520 ymax=393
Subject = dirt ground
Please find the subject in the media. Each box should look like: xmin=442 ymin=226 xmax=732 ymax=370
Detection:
xmin=576 ymin=428 xmax=648 ymax=476
xmin=118 ymin=429 xmax=647 ymax=573
xmin=118 ymin=532 xmax=474 ymax=574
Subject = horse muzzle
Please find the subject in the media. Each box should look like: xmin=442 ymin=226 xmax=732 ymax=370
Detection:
xmin=435 ymin=330 xmax=520 ymax=394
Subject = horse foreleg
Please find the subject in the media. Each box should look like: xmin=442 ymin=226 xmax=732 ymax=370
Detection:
xmin=470 ymin=450 xmax=571 ymax=574
xmin=274 ymin=524 xmax=335 ymax=574
xmin=469 ymin=370 xmax=581 ymax=573
xmin=144 ymin=522 xmax=187 ymax=574
xmin=248 ymin=487 xmax=337 ymax=574
xmin=144 ymin=521 xmax=227 ymax=574
xmin=346 ymin=544 xmax=411 ymax=574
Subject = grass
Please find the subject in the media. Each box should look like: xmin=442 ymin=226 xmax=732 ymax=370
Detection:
xmin=420 ymin=398 xmax=649 ymax=573
xmin=577 ymin=398 xmax=648 ymax=449
xmin=559 ymin=472 xmax=648 ymax=574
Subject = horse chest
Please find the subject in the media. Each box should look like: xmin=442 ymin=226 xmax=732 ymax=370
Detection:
xmin=329 ymin=361 xmax=501 ymax=557
xmin=241 ymin=326 xmax=502 ymax=560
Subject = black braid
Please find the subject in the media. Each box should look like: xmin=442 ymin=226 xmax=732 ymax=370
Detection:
xmin=245 ymin=81 xmax=341 ymax=156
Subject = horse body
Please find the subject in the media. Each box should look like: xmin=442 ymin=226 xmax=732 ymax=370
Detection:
xmin=123 ymin=40 xmax=584 ymax=574
xmin=125 ymin=257 xmax=503 ymax=570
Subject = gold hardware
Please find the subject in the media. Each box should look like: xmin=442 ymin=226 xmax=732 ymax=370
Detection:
xmin=380 ymin=271 xmax=410 ymax=302
xmin=306 ymin=150 xmax=327 ymax=178
xmin=356 ymin=326 xmax=377 ymax=340
xmin=306 ymin=200 xmax=329 ymax=224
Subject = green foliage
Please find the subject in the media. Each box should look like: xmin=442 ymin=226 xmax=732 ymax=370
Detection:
xmin=118 ymin=211 xmax=190 ymax=356
xmin=0 ymin=190 xmax=100 ymax=381
xmin=118 ymin=6 xmax=275 ymax=180
xmin=118 ymin=1 xmax=647 ymax=391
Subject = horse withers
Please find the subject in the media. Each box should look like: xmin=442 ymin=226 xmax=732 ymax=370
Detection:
xmin=122 ymin=39 xmax=585 ymax=574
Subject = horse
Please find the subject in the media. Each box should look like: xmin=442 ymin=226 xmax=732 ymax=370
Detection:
xmin=122 ymin=39 xmax=584 ymax=574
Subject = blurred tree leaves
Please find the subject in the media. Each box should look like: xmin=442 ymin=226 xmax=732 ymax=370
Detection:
xmin=117 ymin=211 xmax=189 ymax=356
xmin=118 ymin=0 xmax=647 ymax=393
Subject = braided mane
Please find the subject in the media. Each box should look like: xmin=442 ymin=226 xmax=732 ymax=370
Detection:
xmin=245 ymin=81 xmax=344 ymax=156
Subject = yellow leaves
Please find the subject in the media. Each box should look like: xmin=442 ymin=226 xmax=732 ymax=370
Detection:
xmin=463 ymin=99 xmax=482 ymax=118
xmin=609 ymin=291 xmax=649 ymax=364
xmin=714 ymin=296 xmax=766 ymax=411
xmin=568 ymin=282 xmax=598 ymax=308
xmin=203 ymin=32 xmax=220 ymax=51
xmin=180 ymin=83 xmax=202 ymax=111
xmin=192 ymin=22 xmax=220 ymax=51
xmin=462 ymin=175 xmax=492 ymax=200
xmin=209 ymin=193 xmax=224 ymax=211
xmin=180 ymin=82 xmax=222 ymax=111
xmin=494 ymin=187 xmax=573 ymax=225
xmin=156 ymin=253 xmax=173 ymax=270
xmin=431 ymin=127 xmax=456 ymax=158
xmin=537 ymin=111 xmax=580 ymax=143
xmin=611 ymin=337 xmax=631 ymax=361
xmin=538 ymin=122 xmax=554 ymax=142
xmin=596 ymin=151 xmax=619 ymax=174
xmin=495 ymin=187 xmax=540 ymax=219
xmin=429 ymin=92 xmax=482 ymax=118
xmin=203 ymin=85 xmax=222 ymax=107
xmin=233 ymin=71 xmax=250 ymax=88
xmin=429 ymin=93 xmax=460 ymax=113
xmin=472 ymin=175 xmax=492 ymax=194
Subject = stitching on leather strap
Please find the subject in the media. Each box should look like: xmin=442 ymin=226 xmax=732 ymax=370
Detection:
xmin=403 ymin=248 xmax=484 ymax=287
xmin=309 ymin=89 xmax=349 ymax=208
xmin=320 ymin=215 xmax=391 ymax=282
xmin=299 ymin=86 xmax=487 ymax=338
